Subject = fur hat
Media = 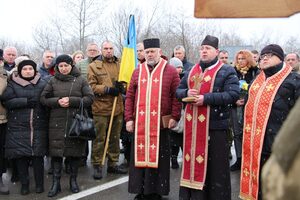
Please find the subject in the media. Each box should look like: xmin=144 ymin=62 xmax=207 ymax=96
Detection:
xmin=17 ymin=60 xmax=37 ymax=75
xmin=55 ymin=54 xmax=73 ymax=66
xmin=143 ymin=38 xmax=160 ymax=49
xmin=169 ymin=57 xmax=183 ymax=68
xmin=201 ymin=35 xmax=219 ymax=49
xmin=260 ymin=44 xmax=284 ymax=61
xmin=0 ymin=49 xmax=3 ymax=60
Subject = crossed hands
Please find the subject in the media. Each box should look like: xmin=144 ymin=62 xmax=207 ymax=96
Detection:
xmin=58 ymin=97 xmax=70 ymax=108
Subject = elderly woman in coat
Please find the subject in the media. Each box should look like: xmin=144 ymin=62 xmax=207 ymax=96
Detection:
xmin=40 ymin=54 xmax=94 ymax=197
xmin=2 ymin=59 xmax=48 ymax=195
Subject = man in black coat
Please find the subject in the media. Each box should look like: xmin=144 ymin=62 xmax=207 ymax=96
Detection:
xmin=240 ymin=44 xmax=300 ymax=200
xmin=176 ymin=35 xmax=240 ymax=200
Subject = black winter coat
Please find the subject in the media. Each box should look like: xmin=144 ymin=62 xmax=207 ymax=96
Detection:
xmin=2 ymin=73 xmax=48 ymax=159
xmin=40 ymin=67 xmax=94 ymax=157
xmin=176 ymin=59 xmax=240 ymax=130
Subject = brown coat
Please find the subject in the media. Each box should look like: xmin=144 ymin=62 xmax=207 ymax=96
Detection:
xmin=0 ymin=66 xmax=7 ymax=124
xmin=88 ymin=56 xmax=123 ymax=116
xmin=262 ymin=99 xmax=300 ymax=200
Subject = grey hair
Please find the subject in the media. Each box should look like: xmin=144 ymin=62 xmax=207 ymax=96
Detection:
xmin=174 ymin=45 xmax=185 ymax=53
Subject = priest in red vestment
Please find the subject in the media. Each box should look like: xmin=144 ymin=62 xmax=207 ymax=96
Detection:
xmin=125 ymin=38 xmax=181 ymax=200
xmin=176 ymin=35 xmax=240 ymax=200
xmin=240 ymin=44 xmax=300 ymax=200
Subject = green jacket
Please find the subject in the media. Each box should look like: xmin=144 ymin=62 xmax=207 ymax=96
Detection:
xmin=76 ymin=57 xmax=93 ymax=79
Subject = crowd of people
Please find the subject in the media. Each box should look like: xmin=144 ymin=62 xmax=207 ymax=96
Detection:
xmin=0 ymin=35 xmax=299 ymax=200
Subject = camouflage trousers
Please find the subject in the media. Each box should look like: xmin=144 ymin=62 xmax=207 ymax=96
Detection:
xmin=91 ymin=113 xmax=123 ymax=167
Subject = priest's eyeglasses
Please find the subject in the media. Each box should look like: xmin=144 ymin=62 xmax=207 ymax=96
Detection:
xmin=260 ymin=53 xmax=273 ymax=60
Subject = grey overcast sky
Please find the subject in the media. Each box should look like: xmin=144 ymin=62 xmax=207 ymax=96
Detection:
xmin=1 ymin=0 xmax=300 ymax=44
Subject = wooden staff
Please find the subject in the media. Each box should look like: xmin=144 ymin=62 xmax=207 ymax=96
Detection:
xmin=101 ymin=96 xmax=118 ymax=166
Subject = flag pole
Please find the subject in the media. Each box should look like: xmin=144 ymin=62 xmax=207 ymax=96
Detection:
xmin=101 ymin=96 xmax=118 ymax=166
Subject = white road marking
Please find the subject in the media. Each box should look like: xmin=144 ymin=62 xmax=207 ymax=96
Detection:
xmin=58 ymin=176 xmax=129 ymax=200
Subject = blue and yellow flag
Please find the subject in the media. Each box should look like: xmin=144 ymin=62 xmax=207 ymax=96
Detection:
xmin=119 ymin=15 xmax=137 ymax=83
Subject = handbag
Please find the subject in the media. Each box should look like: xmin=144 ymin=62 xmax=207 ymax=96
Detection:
xmin=68 ymin=100 xmax=96 ymax=140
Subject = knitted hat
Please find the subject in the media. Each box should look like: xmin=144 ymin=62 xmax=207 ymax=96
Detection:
xmin=55 ymin=54 xmax=73 ymax=66
xmin=15 ymin=56 xmax=30 ymax=67
xmin=260 ymin=44 xmax=284 ymax=61
xmin=169 ymin=57 xmax=183 ymax=68
xmin=0 ymin=49 xmax=3 ymax=60
xmin=17 ymin=59 xmax=37 ymax=75
xmin=143 ymin=38 xmax=160 ymax=49
xmin=201 ymin=35 xmax=219 ymax=49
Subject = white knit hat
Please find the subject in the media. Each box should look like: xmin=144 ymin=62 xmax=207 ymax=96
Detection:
xmin=169 ymin=57 xmax=183 ymax=68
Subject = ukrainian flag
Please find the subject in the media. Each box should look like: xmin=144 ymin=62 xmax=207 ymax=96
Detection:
xmin=119 ymin=15 xmax=137 ymax=83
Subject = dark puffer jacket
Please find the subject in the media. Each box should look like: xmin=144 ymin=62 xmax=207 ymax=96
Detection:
xmin=247 ymin=63 xmax=300 ymax=156
xmin=176 ymin=58 xmax=240 ymax=130
xmin=2 ymin=72 xmax=48 ymax=159
xmin=40 ymin=66 xmax=94 ymax=157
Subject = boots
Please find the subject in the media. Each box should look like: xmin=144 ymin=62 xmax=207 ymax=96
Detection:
xmin=20 ymin=184 xmax=29 ymax=195
xmin=16 ymin=158 xmax=30 ymax=195
xmin=48 ymin=160 xmax=62 ymax=197
xmin=33 ymin=157 xmax=44 ymax=193
xmin=10 ymin=160 xmax=19 ymax=183
xmin=0 ymin=176 xmax=9 ymax=195
xmin=93 ymin=165 xmax=102 ymax=180
xmin=69 ymin=158 xmax=79 ymax=193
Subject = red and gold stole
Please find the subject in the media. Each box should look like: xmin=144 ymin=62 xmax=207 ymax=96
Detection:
xmin=240 ymin=64 xmax=292 ymax=200
xmin=134 ymin=58 xmax=167 ymax=168
xmin=180 ymin=61 xmax=223 ymax=190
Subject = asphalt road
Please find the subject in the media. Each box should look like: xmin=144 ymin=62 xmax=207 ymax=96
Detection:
xmin=1 ymin=144 xmax=241 ymax=200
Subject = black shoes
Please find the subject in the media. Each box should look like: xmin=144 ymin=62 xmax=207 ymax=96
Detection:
xmin=93 ymin=165 xmax=103 ymax=180
xmin=107 ymin=165 xmax=128 ymax=174
xmin=70 ymin=176 xmax=80 ymax=193
xmin=20 ymin=184 xmax=29 ymax=195
xmin=35 ymin=185 xmax=44 ymax=193
xmin=134 ymin=193 xmax=162 ymax=200
xmin=145 ymin=193 xmax=162 ymax=200
xmin=134 ymin=194 xmax=145 ymax=200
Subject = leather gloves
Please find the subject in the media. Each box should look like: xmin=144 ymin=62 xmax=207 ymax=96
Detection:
xmin=105 ymin=87 xmax=120 ymax=96
xmin=115 ymin=81 xmax=126 ymax=95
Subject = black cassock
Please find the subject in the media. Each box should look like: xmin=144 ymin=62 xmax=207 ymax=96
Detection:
xmin=128 ymin=129 xmax=170 ymax=196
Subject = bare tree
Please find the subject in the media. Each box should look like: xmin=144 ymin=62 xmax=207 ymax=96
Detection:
xmin=284 ymin=36 xmax=300 ymax=54
xmin=63 ymin=0 xmax=107 ymax=51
